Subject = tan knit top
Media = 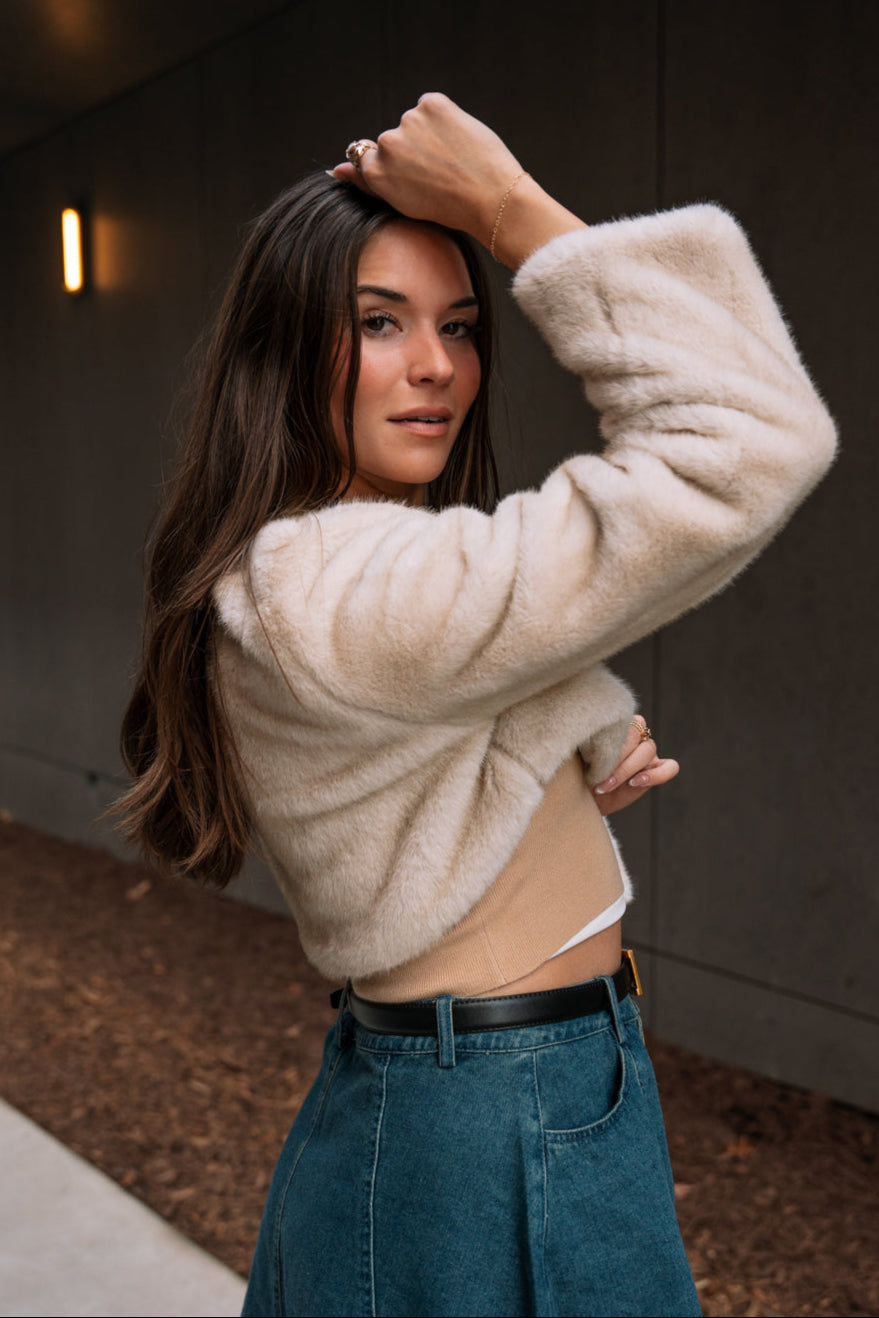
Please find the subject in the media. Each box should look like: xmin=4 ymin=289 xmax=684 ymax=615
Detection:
xmin=354 ymin=754 xmax=624 ymax=1000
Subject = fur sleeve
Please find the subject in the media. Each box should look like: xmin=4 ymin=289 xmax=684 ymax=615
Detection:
xmin=216 ymin=204 xmax=836 ymax=723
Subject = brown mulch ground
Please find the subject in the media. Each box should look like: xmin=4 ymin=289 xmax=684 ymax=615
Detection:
xmin=1 ymin=817 xmax=877 ymax=1318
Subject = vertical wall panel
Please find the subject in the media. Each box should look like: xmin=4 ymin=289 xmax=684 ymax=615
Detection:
xmin=198 ymin=2 xmax=385 ymax=288
xmin=650 ymin=0 xmax=878 ymax=1099
xmin=1 ymin=67 xmax=204 ymax=789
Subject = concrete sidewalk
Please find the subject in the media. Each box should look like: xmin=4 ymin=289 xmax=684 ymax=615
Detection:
xmin=0 ymin=1098 xmax=247 ymax=1318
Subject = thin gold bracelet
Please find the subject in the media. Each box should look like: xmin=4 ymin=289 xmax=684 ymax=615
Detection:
xmin=489 ymin=171 xmax=529 ymax=262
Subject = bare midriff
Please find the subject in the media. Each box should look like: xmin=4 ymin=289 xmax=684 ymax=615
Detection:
xmin=353 ymin=754 xmax=626 ymax=1002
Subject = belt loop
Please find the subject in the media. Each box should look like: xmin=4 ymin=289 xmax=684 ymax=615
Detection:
xmin=335 ymin=981 xmax=352 ymax=1050
xmin=435 ymin=996 xmax=457 ymax=1068
xmin=601 ymin=974 xmax=624 ymax=1043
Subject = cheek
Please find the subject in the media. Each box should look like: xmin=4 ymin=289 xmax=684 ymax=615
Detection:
xmin=351 ymin=353 xmax=387 ymax=415
xmin=331 ymin=345 xmax=390 ymax=450
xmin=459 ymin=348 xmax=482 ymax=410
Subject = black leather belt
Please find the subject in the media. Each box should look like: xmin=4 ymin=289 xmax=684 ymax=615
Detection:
xmin=330 ymin=951 xmax=642 ymax=1037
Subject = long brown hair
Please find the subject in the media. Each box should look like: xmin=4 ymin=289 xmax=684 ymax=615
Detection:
xmin=115 ymin=172 xmax=498 ymax=885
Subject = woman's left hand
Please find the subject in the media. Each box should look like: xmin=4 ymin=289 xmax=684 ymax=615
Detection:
xmin=591 ymin=716 xmax=679 ymax=816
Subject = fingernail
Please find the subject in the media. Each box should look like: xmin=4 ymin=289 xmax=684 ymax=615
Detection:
xmin=629 ymin=775 xmax=649 ymax=787
xmin=594 ymin=776 xmax=617 ymax=794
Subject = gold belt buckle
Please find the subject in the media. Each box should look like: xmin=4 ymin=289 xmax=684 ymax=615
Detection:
xmin=621 ymin=947 xmax=643 ymax=997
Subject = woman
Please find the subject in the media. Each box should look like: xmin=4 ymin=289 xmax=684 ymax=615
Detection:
xmin=118 ymin=96 xmax=836 ymax=1316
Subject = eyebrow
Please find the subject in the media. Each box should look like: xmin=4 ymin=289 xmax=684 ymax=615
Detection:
xmin=356 ymin=284 xmax=478 ymax=311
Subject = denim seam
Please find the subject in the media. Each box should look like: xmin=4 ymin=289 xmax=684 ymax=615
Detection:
xmin=364 ymin=1052 xmax=389 ymax=1318
xmin=627 ymin=1039 xmax=646 ymax=1095
xmin=272 ymin=1046 xmax=344 ymax=1316
xmin=532 ymin=1049 xmax=551 ymax=1305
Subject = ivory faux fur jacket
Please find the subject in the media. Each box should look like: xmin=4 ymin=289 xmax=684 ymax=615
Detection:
xmin=214 ymin=204 xmax=836 ymax=981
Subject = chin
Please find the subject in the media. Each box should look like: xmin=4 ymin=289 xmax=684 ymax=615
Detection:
xmin=416 ymin=460 xmax=454 ymax=484
xmin=387 ymin=455 xmax=455 ymax=486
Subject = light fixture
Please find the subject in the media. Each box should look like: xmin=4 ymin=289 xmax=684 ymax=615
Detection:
xmin=62 ymin=207 xmax=84 ymax=293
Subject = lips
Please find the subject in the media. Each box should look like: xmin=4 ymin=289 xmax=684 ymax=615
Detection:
xmin=389 ymin=407 xmax=452 ymax=423
xmin=388 ymin=407 xmax=453 ymax=439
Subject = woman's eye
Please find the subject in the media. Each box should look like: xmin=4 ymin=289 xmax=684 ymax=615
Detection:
xmin=442 ymin=319 xmax=478 ymax=339
xmin=361 ymin=312 xmax=397 ymax=335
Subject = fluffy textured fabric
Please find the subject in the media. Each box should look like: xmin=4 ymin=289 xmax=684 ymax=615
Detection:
xmin=214 ymin=204 xmax=836 ymax=980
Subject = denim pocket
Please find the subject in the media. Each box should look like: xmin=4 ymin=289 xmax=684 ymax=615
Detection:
xmin=537 ymin=1026 xmax=628 ymax=1140
xmin=540 ymin=1030 xmax=701 ymax=1317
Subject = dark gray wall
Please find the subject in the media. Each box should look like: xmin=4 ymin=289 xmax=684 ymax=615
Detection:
xmin=1 ymin=0 xmax=876 ymax=1110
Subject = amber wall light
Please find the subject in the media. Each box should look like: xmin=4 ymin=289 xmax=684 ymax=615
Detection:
xmin=62 ymin=207 xmax=84 ymax=293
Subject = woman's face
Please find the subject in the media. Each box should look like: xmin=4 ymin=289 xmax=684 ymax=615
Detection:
xmin=332 ymin=220 xmax=482 ymax=505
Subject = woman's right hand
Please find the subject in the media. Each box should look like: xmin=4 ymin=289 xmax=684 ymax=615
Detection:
xmin=592 ymin=717 xmax=680 ymax=816
xmin=331 ymin=93 xmax=586 ymax=269
xmin=331 ymin=93 xmax=519 ymax=243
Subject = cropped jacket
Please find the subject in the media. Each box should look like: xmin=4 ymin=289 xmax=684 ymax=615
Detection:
xmin=214 ymin=204 xmax=837 ymax=981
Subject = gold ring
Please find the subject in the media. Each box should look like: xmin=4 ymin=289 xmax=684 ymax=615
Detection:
xmin=345 ymin=139 xmax=377 ymax=168
xmin=630 ymin=719 xmax=652 ymax=742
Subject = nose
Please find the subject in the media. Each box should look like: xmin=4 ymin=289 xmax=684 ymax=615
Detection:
xmin=406 ymin=327 xmax=455 ymax=386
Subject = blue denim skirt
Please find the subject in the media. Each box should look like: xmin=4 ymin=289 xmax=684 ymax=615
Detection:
xmin=242 ymin=977 xmax=700 ymax=1317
